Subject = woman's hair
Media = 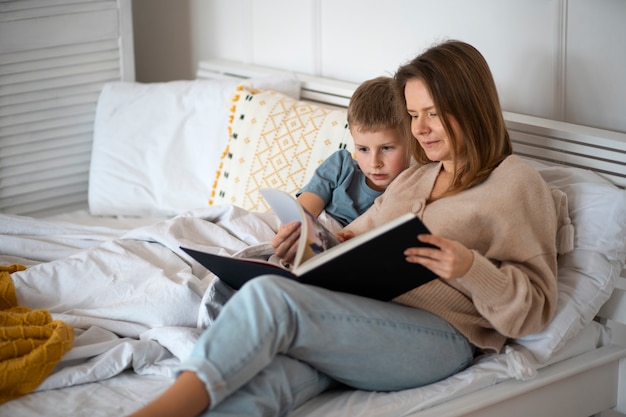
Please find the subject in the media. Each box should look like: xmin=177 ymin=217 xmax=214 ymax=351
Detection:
xmin=394 ymin=40 xmax=512 ymax=195
xmin=347 ymin=76 xmax=407 ymax=136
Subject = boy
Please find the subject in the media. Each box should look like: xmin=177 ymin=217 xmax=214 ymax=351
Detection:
xmin=297 ymin=76 xmax=412 ymax=230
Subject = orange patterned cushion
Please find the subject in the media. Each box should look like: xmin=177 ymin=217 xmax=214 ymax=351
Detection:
xmin=210 ymin=85 xmax=353 ymax=211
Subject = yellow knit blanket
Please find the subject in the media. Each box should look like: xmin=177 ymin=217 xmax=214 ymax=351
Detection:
xmin=0 ymin=264 xmax=74 ymax=405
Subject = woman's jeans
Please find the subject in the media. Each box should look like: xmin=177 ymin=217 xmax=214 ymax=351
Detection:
xmin=176 ymin=275 xmax=474 ymax=416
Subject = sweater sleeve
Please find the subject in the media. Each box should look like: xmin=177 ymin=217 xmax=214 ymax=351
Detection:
xmin=456 ymin=250 xmax=558 ymax=338
xmin=451 ymin=164 xmax=560 ymax=339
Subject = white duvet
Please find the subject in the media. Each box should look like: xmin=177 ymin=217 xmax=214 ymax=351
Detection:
xmin=2 ymin=206 xmax=280 ymax=388
xmin=0 ymin=206 xmax=603 ymax=416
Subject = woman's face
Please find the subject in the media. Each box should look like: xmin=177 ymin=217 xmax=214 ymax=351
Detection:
xmin=404 ymin=79 xmax=464 ymax=164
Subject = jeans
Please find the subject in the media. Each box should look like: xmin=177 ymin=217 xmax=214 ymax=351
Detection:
xmin=177 ymin=275 xmax=474 ymax=417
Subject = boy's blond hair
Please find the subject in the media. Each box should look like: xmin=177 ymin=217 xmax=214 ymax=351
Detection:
xmin=346 ymin=76 xmax=408 ymax=135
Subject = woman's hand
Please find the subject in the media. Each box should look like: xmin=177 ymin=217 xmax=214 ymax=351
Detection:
xmin=334 ymin=229 xmax=355 ymax=243
xmin=404 ymin=234 xmax=474 ymax=279
xmin=271 ymin=222 xmax=302 ymax=265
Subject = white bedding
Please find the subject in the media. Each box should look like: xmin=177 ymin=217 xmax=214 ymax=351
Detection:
xmin=1 ymin=323 xmax=606 ymax=417
xmin=0 ymin=205 xmax=611 ymax=416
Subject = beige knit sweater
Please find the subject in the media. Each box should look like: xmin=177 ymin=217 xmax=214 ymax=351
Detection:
xmin=345 ymin=155 xmax=559 ymax=353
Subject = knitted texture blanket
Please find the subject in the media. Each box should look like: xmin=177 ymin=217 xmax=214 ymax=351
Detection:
xmin=0 ymin=264 xmax=74 ymax=404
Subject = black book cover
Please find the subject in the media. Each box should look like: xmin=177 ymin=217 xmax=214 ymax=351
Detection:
xmin=181 ymin=213 xmax=438 ymax=301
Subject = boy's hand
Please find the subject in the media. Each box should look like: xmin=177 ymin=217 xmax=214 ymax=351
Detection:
xmin=271 ymin=222 xmax=301 ymax=265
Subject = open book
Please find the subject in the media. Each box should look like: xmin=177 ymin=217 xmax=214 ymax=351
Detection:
xmin=181 ymin=188 xmax=438 ymax=301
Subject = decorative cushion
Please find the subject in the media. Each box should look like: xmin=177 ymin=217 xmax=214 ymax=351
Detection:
xmin=88 ymin=76 xmax=301 ymax=217
xmin=209 ymin=86 xmax=353 ymax=211
xmin=513 ymin=160 xmax=626 ymax=362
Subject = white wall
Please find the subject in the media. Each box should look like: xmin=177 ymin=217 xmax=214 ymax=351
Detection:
xmin=133 ymin=0 xmax=626 ymax=134
xmin=132 ymin=0 xmax=193 ymax=81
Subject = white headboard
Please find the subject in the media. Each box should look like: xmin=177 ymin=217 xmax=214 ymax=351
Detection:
xmin=504 ymin=112 xmax=626 ymax=188
xmin=197 ymin=59 xmax=626 ymax=189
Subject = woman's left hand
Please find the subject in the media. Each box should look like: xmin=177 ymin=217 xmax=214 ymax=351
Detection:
xmin=404 ymin=234 xmax=474 ymax=279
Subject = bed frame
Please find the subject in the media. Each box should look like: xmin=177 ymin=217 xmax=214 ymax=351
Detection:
xmin=196 ymin=59 xmax=626 ymax=417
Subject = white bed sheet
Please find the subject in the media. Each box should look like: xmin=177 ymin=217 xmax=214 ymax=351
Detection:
xmin=0 ymin=207 xmax=612 ymax=416
xmin=1 ymin=210 xmax=166 ymax=266
xmin=2 ymin=323 xmax=606 ymax=417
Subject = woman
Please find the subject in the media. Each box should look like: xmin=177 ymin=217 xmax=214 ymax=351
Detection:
xmin=129 ymin=40 xmax=559 ymax=417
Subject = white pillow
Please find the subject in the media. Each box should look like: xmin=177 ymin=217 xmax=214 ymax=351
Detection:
xmin=88 ymin=76 xmax=301 ymax=217
xmin=514 ymin=161 xmax=626 ymax=362
xmin=540 ymin=167 xmax=626 ymax=263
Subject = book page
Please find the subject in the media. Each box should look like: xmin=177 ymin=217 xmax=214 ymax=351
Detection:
xmin=259 ymin=188 xmax=303 ymax=224
xmin=298 ymin=207 xmax=340 ymax=265
xmin=260 ymin=188 xmax=340 ymax=269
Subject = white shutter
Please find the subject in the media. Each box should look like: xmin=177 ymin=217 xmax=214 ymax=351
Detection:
xmin=0 ymin=0 xmax=134 ymax=217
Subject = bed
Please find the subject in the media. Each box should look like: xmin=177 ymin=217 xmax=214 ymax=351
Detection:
xmin=1 ymin=59 xmax=625 ymax=417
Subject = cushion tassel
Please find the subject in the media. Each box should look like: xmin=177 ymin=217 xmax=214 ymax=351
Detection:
xmin=557 ymin=218 xmax=575 ymax=255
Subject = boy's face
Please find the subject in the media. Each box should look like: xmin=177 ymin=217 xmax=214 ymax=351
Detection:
xmin=351 ymin=127 xmax=410 ymax=192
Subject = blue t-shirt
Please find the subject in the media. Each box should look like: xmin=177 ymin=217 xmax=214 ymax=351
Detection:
xmin=297 ymin=150 xmax=381 ymax=227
